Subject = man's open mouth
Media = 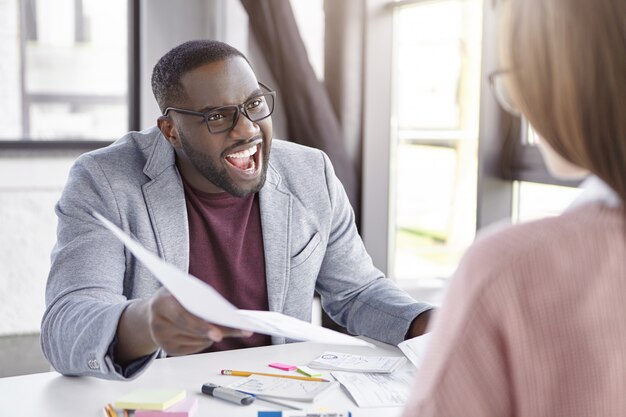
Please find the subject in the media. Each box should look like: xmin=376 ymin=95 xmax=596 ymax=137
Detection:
xmin=224 ymin=141 xmax=261 ymax=175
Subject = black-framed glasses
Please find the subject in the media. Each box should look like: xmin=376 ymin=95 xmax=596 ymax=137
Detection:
xmin=163 ymin=82 xmax=276 ymax=134
xmin=488 ymin=69 xmax=521 ymax=116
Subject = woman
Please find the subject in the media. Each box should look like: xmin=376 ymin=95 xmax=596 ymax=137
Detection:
xmin=403 ymin=0 xmax=626 ymax=415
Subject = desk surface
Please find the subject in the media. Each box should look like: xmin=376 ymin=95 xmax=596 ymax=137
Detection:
xmin=0 ymin=339 xmax=409 ymax=417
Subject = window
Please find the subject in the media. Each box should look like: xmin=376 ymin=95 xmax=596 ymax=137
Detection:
xmin=290 ymin=0 xmax=324 ymax=80
xmin=514 ymin=181 xmax=583 ymax=223
xmin=0 ymin=0 xmax=134 ymax=146
xmin=390 ymin=0 xmax=483 ymax=288
xmin=511 ymin=126 xmax=583 ymax=222
xmin=362 ymin=0 xmax=583 ymax=300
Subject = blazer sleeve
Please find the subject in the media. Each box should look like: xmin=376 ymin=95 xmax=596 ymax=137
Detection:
xmin=40 ymin=154 xmax=159 ymax=380
xmin=314 ymin=151 xmax=433 ymax=345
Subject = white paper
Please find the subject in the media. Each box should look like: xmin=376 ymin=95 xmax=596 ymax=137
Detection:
xmin=227 ymin=375 xmax=339 ymax=402
xmin=308 ymin=351 xmax=406 ymax=373
xmin=398 ymin=333 xmax=431 ymax=368
xmin=94 ymin=212 xmax=372 ymax=347
xmin=331 ymin=366 xmax=416 ymax=408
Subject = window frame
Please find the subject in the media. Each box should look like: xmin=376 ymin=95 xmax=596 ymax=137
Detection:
xmin=361 ymin=0 xmax=581 ymax=279
xmin=0 ymin=0 xmax=141 ymax=150
xmin=509 ymin=133 xmax=581 ymax=188
xmin=362 ymin=0 xmax=497 ymax=276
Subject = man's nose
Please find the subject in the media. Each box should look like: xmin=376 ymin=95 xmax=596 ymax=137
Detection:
xmin=229 ymin=108 xmax=259 ymax=138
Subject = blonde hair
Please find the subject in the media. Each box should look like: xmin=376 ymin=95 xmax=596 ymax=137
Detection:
xmin=502 ymin=0 xmax=626 ymax=203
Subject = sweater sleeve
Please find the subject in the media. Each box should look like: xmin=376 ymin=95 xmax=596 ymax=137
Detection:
xmin=402 ymin=238 xmax=514 ymax=417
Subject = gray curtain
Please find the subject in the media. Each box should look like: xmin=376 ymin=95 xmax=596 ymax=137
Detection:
xmin=324 ymin=0 xmax=364 ymax=205
xmin=239 ymin=0 xmax=359 ymax=214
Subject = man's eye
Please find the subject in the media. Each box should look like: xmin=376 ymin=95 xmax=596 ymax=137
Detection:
xmin=207 ymin=113 xmax=225 ymax=122
xmin=246 ymin=98 xmax=263 ymax=109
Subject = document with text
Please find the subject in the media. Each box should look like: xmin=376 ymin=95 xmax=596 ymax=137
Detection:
xmin=94 ymin=212 xmax=372 ymax=347
xmin=308 ymin=351 xmax=406 ymax=373
xmin=398 ymin=333 xmax=431 ymax=368
xmin=227 ymin=375 xmax=339 ymax=402
xmin=331 ymin=366 xmax=416 ymax=407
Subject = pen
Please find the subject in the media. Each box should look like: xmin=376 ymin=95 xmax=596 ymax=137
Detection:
xmin=221 ymin=369 xmax=329 ymax=382
xmin=241 ymin=393 xmax=304 ymax=410
xmin=202 ymin=383 xmax=255 ymax=405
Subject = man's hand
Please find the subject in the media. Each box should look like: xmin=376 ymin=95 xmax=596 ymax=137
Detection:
xmin=147 ymin=287 xmax=252 ymax=356
xmin=406 ymin=309 xmax=434 ymax=339
xmin=115 ymin=287 xmax=252 ymax=365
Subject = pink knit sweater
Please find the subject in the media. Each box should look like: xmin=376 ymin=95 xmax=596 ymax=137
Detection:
xmin=403 ymin=202 xmax=626 ymax=417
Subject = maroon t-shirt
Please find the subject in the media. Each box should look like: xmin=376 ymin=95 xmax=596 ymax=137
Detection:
xmin=182 ymin=178 xmax=272 ymax=351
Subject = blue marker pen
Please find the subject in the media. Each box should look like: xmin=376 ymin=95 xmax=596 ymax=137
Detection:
xmin=202 ymin=383 xmax=255 ymax=405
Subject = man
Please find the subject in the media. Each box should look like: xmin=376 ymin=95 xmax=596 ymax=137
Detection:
xmin=41 ymin=40 xmax=432 ymax=380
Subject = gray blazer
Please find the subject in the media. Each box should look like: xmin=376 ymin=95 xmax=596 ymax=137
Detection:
xmin=41 ymin=126 xmax=430 ymax=380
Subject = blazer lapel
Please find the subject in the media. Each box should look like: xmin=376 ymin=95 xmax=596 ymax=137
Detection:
xmin=140 ymin=133 xmax=290 ymax=316
xmin=259 ymin=163 xmax=291 ymax=314
xmin=141 ymin=133 xmax=189 ymax=273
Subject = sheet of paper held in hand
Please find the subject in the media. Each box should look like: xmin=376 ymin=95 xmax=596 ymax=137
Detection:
xmin=94 ymin=212 xmax=372 ymax=347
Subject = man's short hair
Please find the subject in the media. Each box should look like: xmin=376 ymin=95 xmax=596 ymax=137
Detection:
xmin=151 ymin=39 xmax=249 ymax=113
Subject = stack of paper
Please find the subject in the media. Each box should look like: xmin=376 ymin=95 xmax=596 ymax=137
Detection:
xmin=324 ymin=334 xmax=432 ymax=407
xmin=308 ymin=351 xmax=407 ymax=374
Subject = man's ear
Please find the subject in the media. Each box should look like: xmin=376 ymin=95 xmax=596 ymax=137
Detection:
xmin=157 ymin=115 xmax=182 ymax=148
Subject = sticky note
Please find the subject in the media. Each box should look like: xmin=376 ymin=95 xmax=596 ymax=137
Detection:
xmin=268 ymin=362 xmax=297 ymax=371
xmin=114 ymin=389 xmax=187 ymax=410
xmin=296 ymin=366 xmax=323 ymax=377
xmin=135 ymin=397 xmax=198 ymax=417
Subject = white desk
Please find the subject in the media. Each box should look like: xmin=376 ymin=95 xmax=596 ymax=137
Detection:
xmin=0 ymin=339 xmax=410 ymax=417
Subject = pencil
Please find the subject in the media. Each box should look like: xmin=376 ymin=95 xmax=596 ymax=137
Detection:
xmin=105 ymin=404 xmax=117 ymax=417
xmin=221 ymin=369 xmax=329 ymax=382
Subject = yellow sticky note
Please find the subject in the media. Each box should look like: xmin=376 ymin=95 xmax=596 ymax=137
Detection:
xmin=113 ymin=389 xmax=187 ymax=410
xmin=296 ymin=366 xmax=323 ymax=377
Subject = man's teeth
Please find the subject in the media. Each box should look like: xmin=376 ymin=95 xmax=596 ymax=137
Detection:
xmin=227 ymin=145 xmax=258 ymax=159
xmin=244 ymin=160 xmax=256 ymax=172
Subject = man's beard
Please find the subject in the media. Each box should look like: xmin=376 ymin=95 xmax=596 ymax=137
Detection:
xmin=180 ymin=131 xmax=269 ymax=197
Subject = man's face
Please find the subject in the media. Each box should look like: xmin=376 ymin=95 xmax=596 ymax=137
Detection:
xmin=170 ymin=57 xmax=273 ymax=197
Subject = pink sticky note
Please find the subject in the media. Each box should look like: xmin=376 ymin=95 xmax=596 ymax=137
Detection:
xmin=268 ymin=362 xmax=297 ymax=371
xmin=135 ymin=397 xmax=198 ymax=417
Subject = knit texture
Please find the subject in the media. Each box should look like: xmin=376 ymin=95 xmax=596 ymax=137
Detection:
xmin=403 ymin=202 xmax=626 ymax=417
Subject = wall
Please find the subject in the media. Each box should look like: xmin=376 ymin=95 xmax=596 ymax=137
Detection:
xmin=0 ymin=150 xmax=80 ymax=336
xmin=0 ymin=0 xmax=294 ymax=376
